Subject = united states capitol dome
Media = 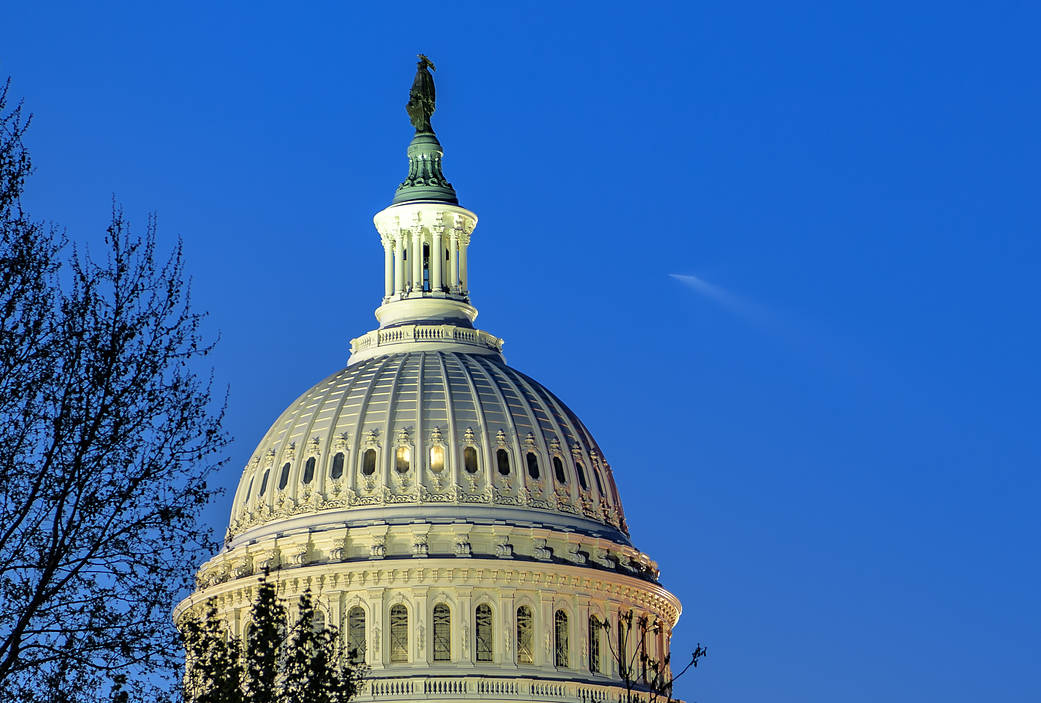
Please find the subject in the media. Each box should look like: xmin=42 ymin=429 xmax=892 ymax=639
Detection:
xmin=183 ymin=57 xmax=680 ymax=703
xmin=227 ymin=350 xmax=631 ymax=548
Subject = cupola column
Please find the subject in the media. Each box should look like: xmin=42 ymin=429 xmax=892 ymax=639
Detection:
xmin=432 ymin=227 xmax=444 ymax=292
xmin=394 ymin=230 xmax=405 ymax=294
xmin=449 ymin=230 xmax=459 ymax=293
xmin=383 ymin=240 xmax=394 ymax=298
xmin=412 ymin=227 xmax=423 ymax=293
xmin=459 ymin=233 xmax=468 ymax=293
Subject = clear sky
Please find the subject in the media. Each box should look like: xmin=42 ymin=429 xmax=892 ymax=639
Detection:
xmin=5 ymin=2 xmax=1040 ymax=701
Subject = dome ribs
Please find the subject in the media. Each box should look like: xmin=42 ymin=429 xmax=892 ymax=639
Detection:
xmin=434 ymin=352 xmax=458 ymax=498
xmin=380 ymin=354 xmax=412 ymax=492
xmin=448 ymin=353 xmax=494 ymax=497
xmin=316 ymin=356 xmax=371 ymax=500
xmin=466 ymin=355 xmax=525 ymax=504
xmin=228 ymin=352 xmax=633 ymax=544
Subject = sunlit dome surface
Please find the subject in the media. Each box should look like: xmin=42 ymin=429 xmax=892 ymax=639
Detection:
xmin=228 ymin=351 xmax=630 ymax=547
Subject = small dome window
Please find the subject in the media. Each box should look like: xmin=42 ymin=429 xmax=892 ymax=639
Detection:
xmin=258 ymin=469 xmax=269 ymax=496
xmin=592 ymin=465 xmax=604 ymax=495
xmin=429 ymin=445 xmax=445 ymax=473
xmin=516 ymin=606 xmax=534 ymax=664
xmin=526 ymin=452 xmax=540 ymax=479
xmin=475 ymin=604 xmax=493 ymax=662
xmin=347 ymin=606 xmax=365 ymax=664
xmin=433 ymin=603 xmax=451 ymax=662
xmin=588 ymin=615 xmax=601 ymax=674
xmin=395 ymin=446 xmax=411 ymax=474
xmin=554 ymin=610 xmax=569 ymax=668
xmin=389 ymin=604 xmax=408 ymax=663
xmin=330 ymin=451 xmax=345 ymax=479
xmin=278 ymin=462 xmax=291 ymax=490
xmin=496 ymin=449 xmax=510 ymax=476
xmin=576 ymin=461 xmax=588 ymax=490
xmin=553 ymin=456 xmax=566 ymax=484
xmin=463 ymin=446 xmax=478 ymax=474
xmin=243 ymin=476 xmax=254 ymax=503
xmin=362 ymin=448 xmax=377 ymax=476
xmin=302 ymin=456 xmax=316 ymax=484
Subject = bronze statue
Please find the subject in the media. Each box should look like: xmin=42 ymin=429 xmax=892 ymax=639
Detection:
xmin=406 ymin=54 xmax=437 ymax=133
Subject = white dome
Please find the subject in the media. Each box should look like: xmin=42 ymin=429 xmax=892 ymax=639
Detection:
xmin=228 ymin=351 xmax=630 ymax=549
xmin=183 ymin=66 xmax=681 ymax=703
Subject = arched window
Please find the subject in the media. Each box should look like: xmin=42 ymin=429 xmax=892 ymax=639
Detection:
xmin=588 ymin=616 xmax=601 ymax=674
xmin=516 ymin=606 xmax=534 ymax=664
xmin=475 ymin=604 xmax=493 ymax=662
xmin=395 ymin=446 xmax=411 ymax=474
xmin=553 ymin=456 xmax=566 ymax=484
xmin=554 ymin=610 xmax=569 ymax=668
xmin=433 ymin=603 xmax=451 ymax=662
xmin=496 ymin=449 xmax=510 ymax=476
xmin=592 ymin=465 xmax=604 ymax=495
xmin=389 ymin=604 xmax=408 ymax=663
xmin=576 ymin=461 xmax=588 ymax=490
xmin=429 ymin=445 xmax=445 ymax=473
xmin=302 ymin=456 xmax=316 ymax=484
xmin=243 ymin=476 xmax=254 ymax=503
xmin=258 ymin=469 xmax=270 ymax=496
xmin=362 ymin=449 xmax=377 ymax=476
xmin=278 ymin=462 xmax=291 ymax=490
xmin=526 ymin=452 xmax=540 ymax=480
xmin=330 ymin=452 xmax=345 ymax=479
xmin=312 ymin=609 xmax=326 ymax=632
xmin=347 ymin=607 xmax=366 ymax=664
xmin=463 ymin=446 xmax=478 ymax=474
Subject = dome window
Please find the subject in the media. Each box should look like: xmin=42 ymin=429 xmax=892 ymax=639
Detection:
xmin=475 ymin=604 xmax=493 ymax=662
xmin=389 ymin=604 xmax=408 ymax=663
xmin=576 ymin=461 xmax=588 ymax=491
xmin=592 ymin=465 xmax=604 ymax=496
xmin=347 ymin=606 xmax=365 ymax=664
xmin=463 ymin=446 xmax=478 ymax=474
xmin=552 ymin=456 xmax=566 ymax=484
xmin=554 ymin=610 xmax=569 ymax=668
xmin=258 ymin=469 xmax=269 ymax=496
xmin=429 ymin=445 xmax=444 ymax=473
xmin=278 ymin=462 xmax=291 ymax=490
xmin=496 ymin=448 xmax=510 ymax=476
xmin=588 ymin=615 xmax=601 ymax=674
xmin=243 ymin=476 xmax=254 ymax=504
xmin=433 ymin=603 xmax=451 ymax=662
xmin=525 ymin=452 xmax=540 ymax=480
xmin=516 ymin=606 xmax=534 ymax=664
xmin=395 ymin=446 xmax=411 ymax=474
xmin=362 ymin=449 xmax=377 ymax=476
xmin=302 ymin=456 xmax=316 ymax=484
xmin=330 ymin=451 xmax=345 ymax=479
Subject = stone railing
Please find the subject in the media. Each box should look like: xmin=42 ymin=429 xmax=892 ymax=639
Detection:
xmin=349 ymin=324 xmax=503 ymax=356
xmin=357 ymin=675 xmax=660 ymax=702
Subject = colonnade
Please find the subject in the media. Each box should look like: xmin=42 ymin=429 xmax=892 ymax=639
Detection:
xmin=383 ymin=227 xmax=468 ymax=298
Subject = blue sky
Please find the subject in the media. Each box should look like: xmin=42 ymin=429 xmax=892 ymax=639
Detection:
xmin=5 ymin=2 xmax=1040 ymax=700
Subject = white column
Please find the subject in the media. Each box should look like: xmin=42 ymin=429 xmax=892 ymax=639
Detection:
xmin=432 ymin=228 xmax=443 ymax=293
xmin=459 ymin=236 xmax=469 ymax=293
xmin=394 ymin=231 xmax=405 ymax=294
xmin=383 ymin=240 xmax=394 ymax=298
xmin=448 ymin=230 xmax=459 ymax=293
xmin=412 ymin=228 xmax=423 ymax=293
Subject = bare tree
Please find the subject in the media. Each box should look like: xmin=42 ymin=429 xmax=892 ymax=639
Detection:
xmin=602 ymin=609 xmax=707 ymax=703
xmin=0 ymin=78 xmax=227 ymax=702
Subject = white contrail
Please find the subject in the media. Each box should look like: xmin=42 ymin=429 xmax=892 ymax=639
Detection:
xmin=668 ymin=273 xmax=772 ymax=326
